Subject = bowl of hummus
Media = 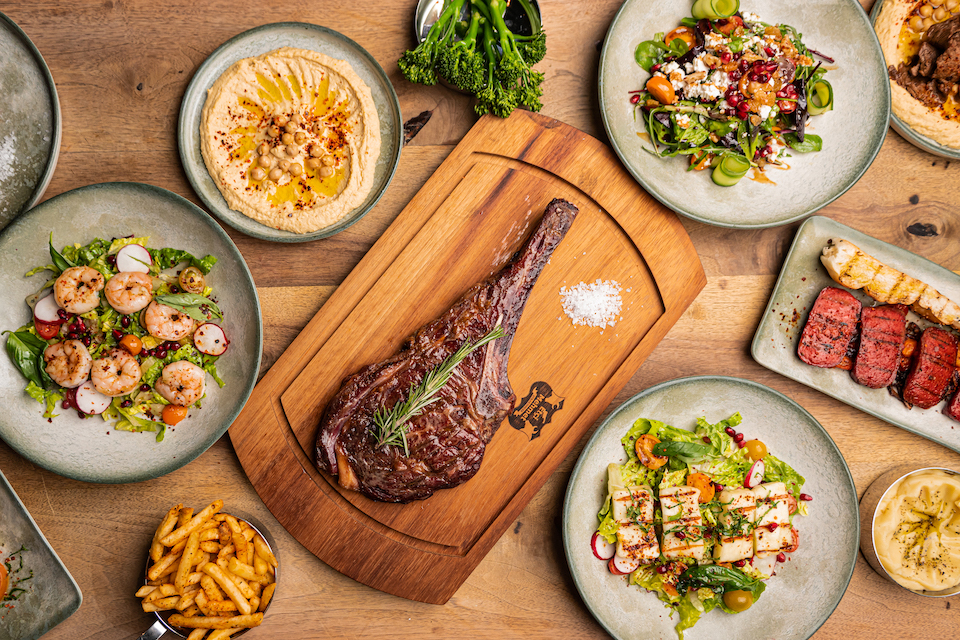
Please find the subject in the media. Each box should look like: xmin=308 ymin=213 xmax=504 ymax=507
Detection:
xmin=860 ymin=466 xmax=960 ymax=596
xmin=179 ymin=23 xmax=402 ymax=242
xmin=872 ymin=0 xmax=960 ymax=158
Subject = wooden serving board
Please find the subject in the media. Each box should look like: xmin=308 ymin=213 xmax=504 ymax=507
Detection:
xmin=229 ymin=111 xmax=706 ymax=604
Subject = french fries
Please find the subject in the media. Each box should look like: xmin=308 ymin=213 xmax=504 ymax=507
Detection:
xmin=138 ymin=501 xmax=278 ymax=636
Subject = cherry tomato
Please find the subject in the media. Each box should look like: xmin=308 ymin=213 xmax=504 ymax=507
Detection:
xmin=723 ymin=589 xmax=754 ymax=612
xmin=743 ymin=439 xmax=768 ymax=462
xmin=161 ymin=404 xmax=188 ymax=426
xmin=645 ymin=76 xmax=676 ymax=105
xmin=686 ymin=472 xmax=716 ymax=503
xmin=35 ymin=318 xmax=61 ymax=340
xmin=119 ymin=334 xmax=143 ymax=356
xmin=783 ymin=527 xmax=800 ymax=553
xmin=635 ymin=434 xmax=668 ymax=469
xmin=664 ymin=26 xmax=696 ymax=50
xmin=777 ymin=100 xmax=797 ymax=114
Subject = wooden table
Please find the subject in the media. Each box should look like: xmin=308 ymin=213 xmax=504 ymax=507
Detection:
xmin=1 ymin=0 xmax=958 ymax=638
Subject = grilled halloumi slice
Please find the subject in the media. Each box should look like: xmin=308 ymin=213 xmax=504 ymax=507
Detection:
xmin=821 ymin=238 xmax=960 ymax=330
xmin=714 ymin=487 xmax=757 ymax=563
xmin=660 ymin=486 xmax=704 ymax=560
xmin=611 ymin=485 xmax=659 ymax=563
xmin=753 ymin=482 xmax=795 ymax=557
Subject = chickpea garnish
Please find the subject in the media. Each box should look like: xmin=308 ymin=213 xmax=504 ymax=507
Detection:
xmin=281 ymin=132 xmax=294 ymax=144
xmin=305 ymin=158 xmax=320 ymax=169
xmin=257 ymin=155 xmax=273 ymax=168
xmin=321 ymin=154 xmax=335 ymax=166
xmin=289 ymin=163 xmax=303 ymax=177
xmin=268 ymin=168 xmax=283 ymax=181
xmin=319 ymin=166 xmax=335 ymax=178
xmin=285 ymin=144 xmax=298 ymax=156
xmin=271 ymin=146 xmax=286 ymax=158
xmin=258 ymin=142 xmax=270 ymax=155
xmin=283 ymin=122 xmax=296 ymax=133
xmin=279 ymin=159 xmax=291 ymax=171
xmin=251 ymin=167 xmax=266 ymax=181
xmin=266 ymin=125 xmax=280 ymax=138
xmin=294 ymin=131 xmax=306 ymax=144
xmin=291 ymin=113 xmax=302 ymax=125
xmin=275 ymin=115 xmax=289 ymax=126
xmin=309 ymin=145 xmax=323 ymax=158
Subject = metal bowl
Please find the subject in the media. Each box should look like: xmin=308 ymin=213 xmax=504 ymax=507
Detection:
xmin=859 ymin=466 xmax=960 ymax=598
xmin=137 ymin=511 xmax=280 ymax=640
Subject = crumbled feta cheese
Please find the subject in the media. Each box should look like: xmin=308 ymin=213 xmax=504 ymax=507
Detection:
xmin=676 ymin=113 xmax=691 ymax=129
xmin=768 ymin=137 xmax=785 ymax=157
xmin=704 ymin=32 xmax=726 ymax=52
xmin=710 ymin=70 xmax=731 ymax=90
xmin=758 ymin=105 xmax=772 ymax=120
xmin=718 ymin=99 xmax=731 ymax=111
xmin=662 ymin=61 xmax=681 ymax=75
xmin=744 ymin=35 xmax=762 ymax=51
xmin=668 ymin=70 xmax=686 ymax=91
xmin=685 ymin=82 xmax=723 ymax=102
xmin=741 ymin=11 xmax=761 ymax=24
xmin=692 ymin=54 xmax=709 ymax=74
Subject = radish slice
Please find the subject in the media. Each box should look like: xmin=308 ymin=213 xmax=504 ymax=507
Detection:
xmin=194 ymin=323 xmax=228 ymax=356
xmin=744 ymin=459 xmax=766 ymax=488
xmin=610 ymin=554 xmax=641 ymax=575
xmin=116 ymin=244 xmax=152 ymax=273
xmin=591 ymin=531 xmax=616 ymax=560
xmin=34 ymin=294 xmax=63 ymax=323
xmin=75 ymin=380 xmax=111 ymax=415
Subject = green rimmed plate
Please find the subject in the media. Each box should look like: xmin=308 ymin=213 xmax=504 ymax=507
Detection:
xmin=0 ymin=11 xmax=61 ymax=229
xmin=178 ymin=22 xmax=402 ymax=242
xmin=0 ymin=182 xmax=262 ymax=483
xmin=598 ymin=0 xmax=890 ymax=228
xmin=0 ymin=467 xmax=81 ymax=640
xmin=562 ymin=375 xmax=857 ymax=640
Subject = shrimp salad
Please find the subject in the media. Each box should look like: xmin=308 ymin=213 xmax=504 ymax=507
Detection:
xmin=631 ymin=7 xmax=835 ymax=186
xmin=3 ymin=234 xmax=229 ymax=441
xmin=591 ymin=413 xmax=810 ymax=639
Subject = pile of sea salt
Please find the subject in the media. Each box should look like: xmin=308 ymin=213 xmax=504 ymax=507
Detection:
xmin=559 ymin=279 xmax=622 ymax=328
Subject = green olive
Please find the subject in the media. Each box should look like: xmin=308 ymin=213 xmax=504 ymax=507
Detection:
xmin=723 ymin=590 xmax=754 ymax=613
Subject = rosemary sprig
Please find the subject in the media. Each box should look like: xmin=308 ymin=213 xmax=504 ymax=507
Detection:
xmin=371 ymin=324 xmax=506 ymax=455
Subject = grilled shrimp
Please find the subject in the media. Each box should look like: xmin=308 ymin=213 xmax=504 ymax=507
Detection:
xmin=105 ymin=272 xmax=154 ymax=314
xmin=144 ymin=300 xmax=195 ymax=341
xmin=42 ymin=340 xmax=92 ymax=388
xmin=154 ymin=361 xmax=205 ymax=406
xmin=90 ymin=348 xmax=142 ymax=396
xmin=821 ymin=238 xmax=960 ymax=330
xmin=54 ymin=266 xmax=105 ymax=314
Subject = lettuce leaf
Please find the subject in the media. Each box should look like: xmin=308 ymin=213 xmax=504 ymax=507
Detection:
xmin=692 ymin=447 xmax=752 ymax=488
xmin=694 ymin=413 xmax=741 ymax=457
xmin=763 ymin=453 xmax=808 ymax=515
xmin=109 ymin=398 xmax=166 ymax=442
xmin=26 ymin=381 xmax=62 ymax=418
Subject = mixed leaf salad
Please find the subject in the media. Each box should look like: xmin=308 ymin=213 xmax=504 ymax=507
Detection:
xmin=4 ymin=234 xmax=227 ymax=441
xmin=591 ymin=413 xmax=811 ymax=639
xmin=631 ymin=1 xmax=835 ymax=186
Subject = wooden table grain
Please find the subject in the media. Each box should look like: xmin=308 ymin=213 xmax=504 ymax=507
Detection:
xmin=0 ymin=0 xmax=958 ymax=638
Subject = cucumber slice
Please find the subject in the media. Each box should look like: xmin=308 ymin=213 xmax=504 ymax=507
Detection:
xmin=712 ymin=155 xmax=750 ymax=187
xmin=692 ymin=0 xmax=739 ymax=20
xmin=807 ymin=80 xmax=834 ymax=116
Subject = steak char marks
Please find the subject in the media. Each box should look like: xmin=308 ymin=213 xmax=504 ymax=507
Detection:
xmin=852 ymin=305 xmax=908 ymax=389
xmin=798 ymin=287 xmax=862 ymax=368
xmin=903 ymin=327 xmax=959 ymax=409
xmin=315 ymin=199 xmax=579 ymax=503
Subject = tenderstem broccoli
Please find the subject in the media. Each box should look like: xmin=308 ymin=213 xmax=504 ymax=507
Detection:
xmin=397 ymin=0 xmax=546 ymax=118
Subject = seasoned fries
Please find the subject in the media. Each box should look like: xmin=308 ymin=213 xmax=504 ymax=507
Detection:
xmin=138 ymin=501 xmax=277 ymax=636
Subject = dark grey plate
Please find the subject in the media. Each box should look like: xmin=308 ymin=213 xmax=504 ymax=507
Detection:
xmin=0 ymin=467 xmax=80 ymax=640
xmin=752 ymin=215 xmax=960 ymax=453
xmin=563 ymin=375 xmax=857 ymax=640
xmin=598 ymin=0 xmax=890 ymax=228
xmin=0 ymin=183 xmax=262 ymax=483
xmin=0 ymin=12 xmax=61 ymax=228
xmin=178 ymin=22 xmax=402 ymax=242
xmin=869 ymin=0 xmax=960 ymax=160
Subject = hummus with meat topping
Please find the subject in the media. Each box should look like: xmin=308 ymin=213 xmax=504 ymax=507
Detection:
xmin=875 ymin=2 xmax=960 ymax=148
xmin=200 ymin=47 xmax=381 ymax=233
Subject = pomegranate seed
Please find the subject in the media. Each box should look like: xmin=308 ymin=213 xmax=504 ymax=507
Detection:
xmin=171 ymin=286 xmax=180 ymax=294
xmin=764 ymin=46 xmax=775 ymax=57
xmin=112 ymin=329 xmax=123 ymax=339
xmin=656 ymin=565 xmax=668 ymax=574
xmin=729 ymin=69 xmax=741 ymax=80
xmin=748 ymin=72 xmax=759 ymax=81
xmin=734 ymin=433 xmax=744 ymax=443
xmin=768 ymin=522 xmax=779 ymax=531
xmin=140 ymin=384 xmax=151 ymax=392
xmin=121 ymin=316 xmax=131 ymax=328
xmin=121 ymin=399 xmax=133 ymax=408
xmin=62 ymin=399 xmax=72 ymax=409
xmin=675 ymin=531 xmax=686 ymax=540
xmin=77 ymin=410 xmax=86 ymax=419
xmin=702 ymin=436 xmax=712 ymax=444
xmin=82 ymin=336 xmax=91 ymax=347
xmin=714 ymin=483 xmax=724 ymax=492
xmin=738 ymin=441 xmax=747 ymax=448
xmin=777 ymin=552 xmax=787 ymax=563
xmin=57 ymin=308 xmax=68 ymax=320
xmin=720 ymin=51 xmax=732 ymax=63
xmin=724 ymin=108 xmax=735 ymax=116
xmin=651 ymin=63 xmax=661 ymax=72
xmin=758 ymin=73 xmax=769 ymax=83
xmin=739 ymin=59 xmax=749 ymax=71
xmin=630 ymin=94 xmax=641 ymax=104
xmin=66 ymin=332 xmax=78 ymax=341
xmin=106 ymin=255 xmax=117 ymax=266
xmin=724 ymin=427 xmax=736 ymax=436
xmin=800 ymin=493 xmax=813 ymax=501
xmin=734 ymin=559 xmax=746 ymax=567
xmin=727 ymin=94 xmax=740 ymax=107
xmin=766 ymin=62 xmax=779 ymax=72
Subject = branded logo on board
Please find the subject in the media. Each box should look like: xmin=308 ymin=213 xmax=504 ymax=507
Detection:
xmin=508 ymin=381 xmax=564 ymax=441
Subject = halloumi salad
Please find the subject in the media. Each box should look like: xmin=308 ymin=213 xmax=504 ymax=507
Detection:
xmin=591 ymin=413 xmax=811 ymax=639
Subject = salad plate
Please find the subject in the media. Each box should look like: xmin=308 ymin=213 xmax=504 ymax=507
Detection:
xmin=0 ymin=11 xmax=61 ymax=230
xmin=562 ymin=375 xmax=857 ymax=640
xmin=0 ymin=182 xmax=262 ymax=483
xmin=0 ymin=466 xmax=81 ymax=640
xmin=178 ymin=22 xmax=402 ymax=243
xmin=598 ymin=0 xmax=890 ymax=228
xmin=752 ymin=215 xmax=960 ymax=454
